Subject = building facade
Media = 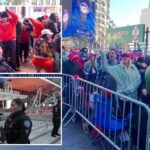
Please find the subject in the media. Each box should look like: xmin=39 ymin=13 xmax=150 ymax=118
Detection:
xmin=6 ymin=0 xmax=60 ymax=5
xmin=109 ymin=19 xmax=116 ymax=28
xmin=94 ymin=0 xmax=110 ymax=49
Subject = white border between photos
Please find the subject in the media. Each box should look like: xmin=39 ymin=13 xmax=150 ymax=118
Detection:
xmin=0 ymin=76 xmax=62 ymax=146
xmin=0 ymin=4 xmax=62 ymax=75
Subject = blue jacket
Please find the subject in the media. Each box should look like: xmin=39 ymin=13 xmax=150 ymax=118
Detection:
xmin=100 ymin=51 xmax=141 ymax=99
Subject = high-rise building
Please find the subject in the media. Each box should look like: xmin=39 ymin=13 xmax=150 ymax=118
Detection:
xmin=94 ymin=0 xmax=110 ymax=48
xmin=109 ymin=19 xmax=116 ymax=28
xmin=7 ymin=0 xmax=60 ymax=5
xmin=140 ymin=6 xmax=150 ymax=32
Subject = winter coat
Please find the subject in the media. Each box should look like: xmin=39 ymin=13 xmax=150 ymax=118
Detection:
xmin=16 ymin=21 xmax=23 ymax=43
xmin=100 ymin=51 xmax=141 ymax=99
xmin=145 ymin=66 xmax=150 ymax=95
xmin=21 ymin=25 xmax=31 ymax=43
xmin=29 ymin=18 xmax=44 ymax=38
xmin=0 ymin=9 xmax=18 ymax=42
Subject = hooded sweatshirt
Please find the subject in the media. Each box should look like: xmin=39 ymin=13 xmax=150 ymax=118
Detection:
xmin=100 ymin=51 xmax=141 ymax=99
xmin=29 ymin=18 xmax=44 ymax=38
xmin=0 ymin=9 xmax=18 ymax=42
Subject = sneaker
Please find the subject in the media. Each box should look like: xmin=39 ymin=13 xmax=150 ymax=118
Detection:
xmin=51 ymin=134 xmax=56 ymax=137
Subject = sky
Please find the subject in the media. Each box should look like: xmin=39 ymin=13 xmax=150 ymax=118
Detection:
xmin=110 ymin=0 xmax=149 ymax=27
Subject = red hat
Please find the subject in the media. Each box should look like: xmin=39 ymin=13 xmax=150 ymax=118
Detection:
xmin=44 ymin=15 xmax=48 ymax=20
xmin=68 ymin=51 xmax=79 ymax=61
xmin=122 ymin=53 xmax=130 ymax=58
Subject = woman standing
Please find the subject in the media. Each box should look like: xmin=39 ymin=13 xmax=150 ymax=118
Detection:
xmin=100 ymin=51 xmax=141 ymax=99
xmin=32 ymin=29 xmax=54 ymax=73
xmin=4 ymin=98 xmax=32 ymax=144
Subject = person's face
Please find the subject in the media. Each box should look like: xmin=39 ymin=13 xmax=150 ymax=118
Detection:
xmin=63 ymin=12 xmax=69 ymax=23
xmin=80 ymin=52 xmax=87 ymax=61
xmin=1 ymin=17 xmax=8 ymax=22
xmin=122 ymin=56 xmax=130 ymax=65
xmin=54 ymin=14 xmax=59 ymax=22
xmin=109 ymin=51 xmax=116 ymax=61
xmin=80 ymin=3 xmax=89 ymax=14
xmin=10 ymin=101 xmax=22 ymax=114
xmin=90 ymin=55 xmax=95 ymax=62
xmin=47 ymin=34 xmax=52 ymax=43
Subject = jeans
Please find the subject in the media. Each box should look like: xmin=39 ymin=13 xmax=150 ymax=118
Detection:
xmin=2 ymin=40 xmax=16 ymax=70
xmin=20 ymin=42 xmax=29 ymax=61
xmin=16 ymin=41 xmax=20 ymax=68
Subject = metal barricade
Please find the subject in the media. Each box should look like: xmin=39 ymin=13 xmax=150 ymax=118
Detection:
xmin=62 ymin=74 xmax=150 ymax=150
xmin=28 ymin=113 xmax=52 ymax=129
xmin=26 ymin=108 xmax=52 ymax=130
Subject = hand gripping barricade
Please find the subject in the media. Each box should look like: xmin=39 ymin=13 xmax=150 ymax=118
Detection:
xmin=62 ymin=74 xmax=150 ymax=150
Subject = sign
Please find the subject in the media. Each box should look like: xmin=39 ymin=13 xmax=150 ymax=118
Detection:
xmin=106 ymin=24 xmax=145 ymax=48
xmin=62 ymin=0 xmax=95 ymax=39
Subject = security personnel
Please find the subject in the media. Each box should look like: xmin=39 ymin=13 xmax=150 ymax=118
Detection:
xmin=4 ymin=98 xmax=32 ymax=144
xmin=51 ymin=99 xmax=61 ymax=137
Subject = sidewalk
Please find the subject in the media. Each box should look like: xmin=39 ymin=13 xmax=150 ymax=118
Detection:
xmin=1 ymin=120 xmax=110 ymax=150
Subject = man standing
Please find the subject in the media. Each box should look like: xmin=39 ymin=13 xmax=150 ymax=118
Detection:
xmin=99 ymin=49 xmax=118 ymax=91
xmin=16 ymin=21 xmax=23 ymax=71
xmin=51 ymin=99 xmax=61 ymax=137
xmin=0 ymin=8 xmax=18 ymax=71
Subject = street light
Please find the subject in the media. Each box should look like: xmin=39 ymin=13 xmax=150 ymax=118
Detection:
xmin=145 ymin=26 xmax=150 ymax=55
xmin=132 ymin=26 xmax=139 ymax=50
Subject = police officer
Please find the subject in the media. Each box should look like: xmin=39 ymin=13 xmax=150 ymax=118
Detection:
xmin=51 ymin=99 xmax=61 ymax=137
xmin=4 ymin=98 xmax=32 ymax=144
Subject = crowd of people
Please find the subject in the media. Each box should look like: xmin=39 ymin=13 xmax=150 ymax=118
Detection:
xmin=0 ymin=8 xmax=61 ymax=73
xmin=62 ymin=46 xmax=150 ymax=149
xmin=63 ymin=47 xmax=150 ymax=102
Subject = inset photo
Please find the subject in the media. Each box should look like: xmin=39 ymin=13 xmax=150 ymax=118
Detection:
xmin=0 ymin=5 xmax=61 ymax=73
xmin=0 ymin=77 xmax=62 ymax=145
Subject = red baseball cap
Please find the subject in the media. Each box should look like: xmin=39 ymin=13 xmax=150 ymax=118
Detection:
xmin=122 ymin=53 xmax=130 ymax=58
